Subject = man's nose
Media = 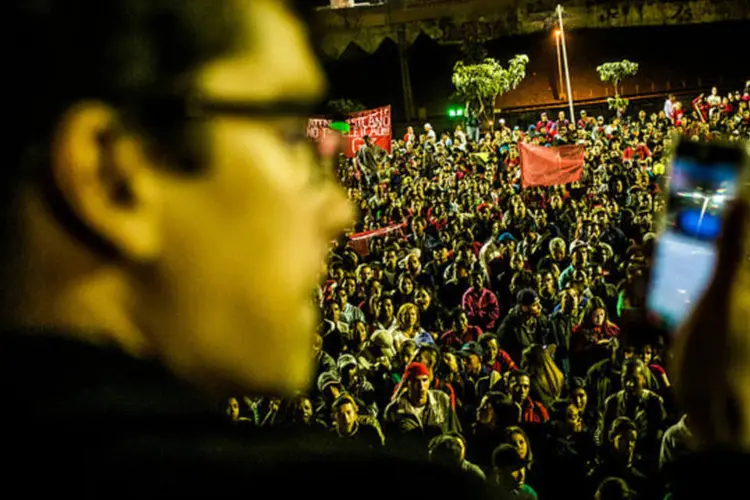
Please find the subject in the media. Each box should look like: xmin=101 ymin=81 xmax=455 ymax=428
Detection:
xmin=318 ymin=184 xmax=356 ymax=241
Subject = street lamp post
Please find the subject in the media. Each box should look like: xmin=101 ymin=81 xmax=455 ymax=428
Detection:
xmin=554 ymin=30 xmax=564 ymax=101
xmin=556 ymin=4 xmax=575 ymax=121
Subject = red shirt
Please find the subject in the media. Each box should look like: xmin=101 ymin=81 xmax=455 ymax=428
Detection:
xmin=622 ymin=145 xmax=652 ymax=162
xmin=519 ymin=397 xmax=549 ymax=424
xmin=434 ymin=378 xmax=456 ymax=410
xmin=462 ymin=287 xmax=501 ymax=332
xmin=692 ymin=97 xmax=710 ymax=122
xmin=485 ymin=349 xmax=518 ymax=375
xmin=440 ymin=326 xmax=482 ymax=349
xmin=672 ymin=108 xmax=685 ymax=126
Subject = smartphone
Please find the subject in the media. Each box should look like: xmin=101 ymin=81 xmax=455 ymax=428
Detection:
xmin=647 ymin=137 xmax=749 ymax=330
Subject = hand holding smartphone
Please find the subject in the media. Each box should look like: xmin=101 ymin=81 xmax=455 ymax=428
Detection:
xmin=651 ymin=137 xmax=750 ymax=450
xmin=647 ymin=137 xmax=749 ymax=330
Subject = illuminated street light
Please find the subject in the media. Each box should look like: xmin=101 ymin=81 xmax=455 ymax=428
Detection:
xmin=557 ymin=4 xmax=575 ymax=120
xmin=555 ymin=30 xmax=564 ymax=101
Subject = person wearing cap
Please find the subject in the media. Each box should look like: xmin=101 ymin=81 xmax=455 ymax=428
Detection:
xmin=491 ymin=444 xmax=537 ymax=499
xmin=383 ymin=361 xmax=461 ymax=450
xmin=478 ymin=231 xmax=514 ymax=286
xmin=337 ymin=354 xmax=378 ymax=418
xmin=314 ymin=371 xmax=346 ymax=427
xmin=496 ymin=289 xmax=552 ymax=365
xmin=558 ymin=240 xmax=590 ymax=290
xmin=459 ymin=341 xmax=488 ymax=389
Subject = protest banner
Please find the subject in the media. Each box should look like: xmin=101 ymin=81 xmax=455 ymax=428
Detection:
xmin=307 ymin=106 xmax=392 ymax=158
xmin=347 ymin=221 xmax=407 ymax=257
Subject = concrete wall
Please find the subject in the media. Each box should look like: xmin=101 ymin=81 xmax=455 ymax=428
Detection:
xmin=313 ymin=0 xmax=750 ymax=58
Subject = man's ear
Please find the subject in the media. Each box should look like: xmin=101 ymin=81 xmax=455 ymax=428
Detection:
xmin=49 ymin=102 xmax=163 ymax=262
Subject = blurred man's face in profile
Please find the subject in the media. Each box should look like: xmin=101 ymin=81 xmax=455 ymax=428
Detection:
xmin=133 ymin=1 xmax=352 ymax=393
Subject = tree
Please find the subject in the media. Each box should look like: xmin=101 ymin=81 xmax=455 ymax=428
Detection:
xmin=459 ymin=39 xmax=488 ymax=65
xmin=326 ymin=98 xmax=366 ymax=118
xmin=452 ymin=54 xmax=529 ymax=122
xmin=596 ymin=60 xmax=639 ymax=111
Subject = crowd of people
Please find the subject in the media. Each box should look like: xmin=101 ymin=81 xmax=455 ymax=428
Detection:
xmin=224 ymin=83 xmax=750 ymax=500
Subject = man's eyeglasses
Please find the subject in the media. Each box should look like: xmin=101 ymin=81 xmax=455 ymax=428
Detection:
xmin=130 ymin=92 xmax=335 ymax=185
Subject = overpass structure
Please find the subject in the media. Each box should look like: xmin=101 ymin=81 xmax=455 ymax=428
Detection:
xmin=312 ymin=0 xmax=750 ymax=120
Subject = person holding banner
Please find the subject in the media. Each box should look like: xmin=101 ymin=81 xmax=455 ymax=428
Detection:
xmin=356 ymin=135 xmax=388 ymax=187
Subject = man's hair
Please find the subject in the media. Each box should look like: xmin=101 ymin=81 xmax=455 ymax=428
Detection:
xmin=428 ymin=434 xmax=463 ymax=467
xmin=595 ymin=477 xmax=633 ymax=500
xmin=622 ymin=357 xmax=647 ymax=376
xmin=331 ymin=393 xmax=358 ymax=414
xmin=609 ymin=416 xmax=637 ymax=441
xmin=509 ymin=369 xmax=530 ymax=383
xmin=569 ymin=376 xmax=587 ymax=392
xmin=478 ymin=333 xmax=498 ymax=348
xmin=8 ymin=0 xmax=247 ymax=184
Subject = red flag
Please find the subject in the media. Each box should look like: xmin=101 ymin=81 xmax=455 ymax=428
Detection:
xmin=518 ymin=142 xmax=584 ymax=188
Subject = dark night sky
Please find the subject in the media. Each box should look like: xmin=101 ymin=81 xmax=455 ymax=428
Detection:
xmin=319 ymin=20 xmax=750 ymax=124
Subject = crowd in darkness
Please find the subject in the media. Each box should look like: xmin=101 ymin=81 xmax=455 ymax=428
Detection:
xmin=224 ymin=84 xmax=750 ymax=500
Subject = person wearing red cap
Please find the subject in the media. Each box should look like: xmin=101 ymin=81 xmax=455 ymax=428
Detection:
xmin=384 ymin=361 xmax=461 ymax=451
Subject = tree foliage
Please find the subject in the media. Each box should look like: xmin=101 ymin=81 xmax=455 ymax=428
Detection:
xmin=452 ymin=54 xmax=529 ymax=121
xmin=326 ymin=98 xmax=366 ymax=117
xmin=596 ymin=60 xmax=639 ymax=110
xmin=459 ymin=39 xmax=488 ymax=65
